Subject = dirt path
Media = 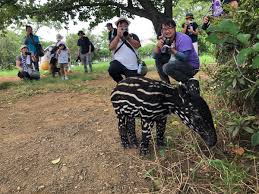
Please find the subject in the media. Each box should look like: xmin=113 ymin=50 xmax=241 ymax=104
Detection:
xmin=0 ymin=74 xmax=156 ymax=194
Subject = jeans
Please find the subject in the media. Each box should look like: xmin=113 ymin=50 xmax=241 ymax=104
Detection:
xmin=155 ymin=57 xmax=197 ymax=83
xmin=108 ymin=60 xmax=139 ymax=83
xmin=80 ymin=53 xmax=92 ymax=72
xmin=162 ymin=59 xmax=196 ymax=82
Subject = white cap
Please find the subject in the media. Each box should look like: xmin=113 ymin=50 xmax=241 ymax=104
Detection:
xmin=56 ymin=41 xmax=66 ymax=47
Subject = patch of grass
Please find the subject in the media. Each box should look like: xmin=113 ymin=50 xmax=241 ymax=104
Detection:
xmin=200 ymin=54 xmax=216 ymax=65
xmin=0 ymin=69 xmax=18 ymax=77
xmin=0 ymin=81 xmax=17 ymax=90
xmin=208 ymin=159 xmax=247 ymax=193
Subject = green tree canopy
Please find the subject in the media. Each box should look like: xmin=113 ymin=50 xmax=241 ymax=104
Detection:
xmin=0 ymin=0 xmax=180 ymax=35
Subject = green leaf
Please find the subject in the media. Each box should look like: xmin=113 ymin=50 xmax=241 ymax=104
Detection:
xmin=252 ymin=55 xmax=259 ymax=69
xmin=237 ymin=48 xmax=254 ymax=65
xmin=237 ymin=33 xmax=251 ymax=45
xmin=251 ymin=132 xmax=259 ymax=146
xmin=232 ymin=78 xmax=237 ymax=88
xmin=257 ymin=34 xmax=259 ymax=39
xmin=253 ymin=43 xmax=259 ymax=52
xmin=244 ymin=127 xmax=254 ymax=134
xmin=206 ymin=33 xmax=221 ymax=44
xmin=159 ymin=149 xmax=165 ymax=158
xmin=144 ymin=168 xmax=155 ymax=179
xmin=227 ymin=126 xmax=235 ymax=133
xmin=217 ymin=19 xmax=239 ymax=35
xmin=232 ymin=127 xmax=240 ymax=137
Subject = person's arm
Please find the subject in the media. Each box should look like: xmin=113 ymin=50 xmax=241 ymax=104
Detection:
xmin=170 ymin=44 xmax=191 ymax=61
xmin=16 ymin=57 xmax=23 ymax=72
xmin=182 ymin=23 xmax=188 ymax=33
xmin=77 ymin=40 xmax=81 ymax=56
xmin=88 ymin=44 xmax=91 ymax=54
xmin=190 ymin=22 xmax=198 ymax=35
xmin=127 ymin=34 xmax=141 ymax=49
xmin=153 ymin=36 xmax=164 ymax=55
xmin=109 ymin=35 xmax=121 ymax=50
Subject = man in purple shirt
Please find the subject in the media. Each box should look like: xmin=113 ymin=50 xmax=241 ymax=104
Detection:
xmin=153 ymin=18 xmax=200 ymax=96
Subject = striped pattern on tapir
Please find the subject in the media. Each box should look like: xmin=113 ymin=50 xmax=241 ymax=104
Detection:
xmin=111 ymin=77 xmax=217 ymax=155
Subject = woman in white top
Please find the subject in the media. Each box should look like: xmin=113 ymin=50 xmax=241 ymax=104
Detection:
xmin=57 ymin=42 xmax=70 ymax=80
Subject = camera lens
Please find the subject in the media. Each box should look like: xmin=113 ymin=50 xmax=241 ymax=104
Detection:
xmin=123 ymin=31 xmax=129 ymax=37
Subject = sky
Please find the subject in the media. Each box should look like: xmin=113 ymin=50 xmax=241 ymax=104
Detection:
xmin=37 ymin=16 xmax=156 ymax=44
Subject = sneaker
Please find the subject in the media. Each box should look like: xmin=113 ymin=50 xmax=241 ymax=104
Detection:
xmin=187 ymin=78 xmax=200 ymax=96
xmin=61 ymin=76 xmax=65 ymax=80
xmin=64 ymin=76 xmax=69 ymax=80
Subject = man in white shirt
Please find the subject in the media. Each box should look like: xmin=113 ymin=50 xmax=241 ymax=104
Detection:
xmin=108 ymin=17 xmax=141 ymax=83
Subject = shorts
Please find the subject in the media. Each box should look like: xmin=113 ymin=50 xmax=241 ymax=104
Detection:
xmin=59 ymin=63 xmax=68 ymax=70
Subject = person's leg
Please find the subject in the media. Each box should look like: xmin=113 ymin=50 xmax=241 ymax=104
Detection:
xmin=155 ymin=58 xmax=170 ymax=83
xmin=108 ymin=60 xmax=125 ymax=83
xmin=33 ymin=58 xmax=39 ymax=71
xmin=18 ymin=71 xmax=30 ymax=80
xmin=124 ymin=69 xmax=138 ymax=78
xmin=60 ymin=64 xmax=65 ymax=79
xmin=80 ymin=54 xmax=87 ymax=73
xmin=63 ymin=64 xmax=69 ymax=80
xmin=163 ymin=60 xmax=194 ymax=82
xmin=163 ymin=60 xmax=200 ymax=95
xmin=85 ymin=53 xmax=90 ymax=72
xmin=88 ymin=53 xmax=93 ymax=72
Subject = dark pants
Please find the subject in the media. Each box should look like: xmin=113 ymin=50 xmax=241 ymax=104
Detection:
xmin=33 ymin=57 xmax=39 ymax=71
xmin=108 ymin=60 xmax=139 ymax=83
xmin=17 ymin=71 xmax=31 ymax=80
xmin=155 ymin=58 xmax=197 ymax=83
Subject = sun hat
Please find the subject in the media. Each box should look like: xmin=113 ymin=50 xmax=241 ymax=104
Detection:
xmin=78 ymin=30 xmax=85 ymax=36
xmin=115 ymin=17 xmax=131 ymax=26
xmin=20 ymin=45 xmax=28 ymax=51
xmin=186 ymin=13 xmax=194 ymax=19
xmin=56 ymin=34 xmax=63 ymax=41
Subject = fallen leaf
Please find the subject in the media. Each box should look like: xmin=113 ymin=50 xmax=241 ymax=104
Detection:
xmin=51 ymin=157 xmax=61 ymax=164
xmin=232 ymin=147 xmax=245 ymax=156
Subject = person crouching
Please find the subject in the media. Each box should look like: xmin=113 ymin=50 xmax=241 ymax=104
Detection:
xmin=57 ymin=42 xmax=70 ymax=80
xmin=16 ymin=45 xmax=40 ymax=80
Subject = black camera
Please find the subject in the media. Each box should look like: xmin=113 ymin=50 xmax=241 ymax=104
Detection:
xmin=76 ymin=56 xmax=81 ymax=62
xmin=25 ymin=51 xmax=31 ymax=55
xmin=161 ymin=38 xmax=172 ymax=53
xmin=121 ymin=27 xmax=129 ymax=37
xmin=163 ymin=38 xmax=171 ymax=46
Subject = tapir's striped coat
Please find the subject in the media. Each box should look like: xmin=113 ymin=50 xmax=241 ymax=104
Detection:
xmin=111 ymin=77 xmax=217 ymax=154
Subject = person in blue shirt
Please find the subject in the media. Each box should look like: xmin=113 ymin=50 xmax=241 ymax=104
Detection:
xmin=24 ymin=25 xmax=41 ymax=71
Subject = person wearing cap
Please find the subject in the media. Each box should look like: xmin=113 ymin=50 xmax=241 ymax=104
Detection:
xmin=108 ymin=17 xmax=141 ymax=83
xmin=153 ymin=18 xmax=200 ymax=96
xmin=182 ymin=13 xmax=199 ymax=54
xmin=106 ymin=23 xmax=117 ymax=43
xmin=16 ymin=45 xmax=39 ymax=80
xmin=24 ymin=25 xmax=42 ymax=71
xmin=77 ymin=30 xmax=93 ymax=73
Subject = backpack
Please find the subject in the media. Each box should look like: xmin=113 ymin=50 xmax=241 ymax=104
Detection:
xmin=90 ymin=42 xmax=95 ymax=52
xmin=212 ymin=0 xmax=224 ymax=17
